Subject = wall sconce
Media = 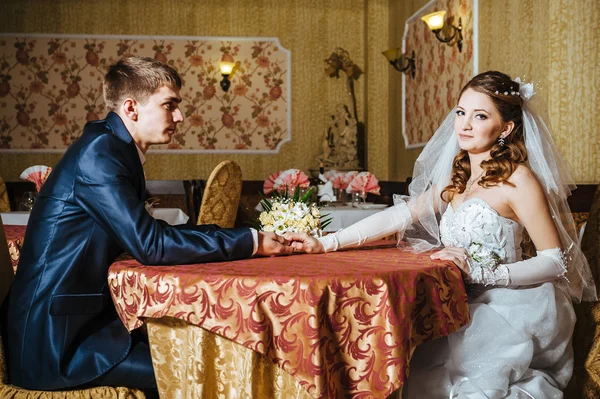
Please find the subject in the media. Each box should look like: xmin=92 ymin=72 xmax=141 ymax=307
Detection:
xmin=381 ymin=48 xmax=416 ymax=79
xmin=219 ymin=61 xmax=237 ymax=92
xmin=421 ymin=11 xmax=463 ymax=52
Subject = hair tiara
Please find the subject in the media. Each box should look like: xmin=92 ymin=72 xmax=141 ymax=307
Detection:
xmin=494 ymin=77 xmax=535 ymax=101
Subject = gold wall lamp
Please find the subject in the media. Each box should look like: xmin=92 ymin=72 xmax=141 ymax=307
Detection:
xmin=421 ymin=11 xmax=463 ymax=52
xmin=381 ymin=48 xmax=416 ymax=79
xmin=219 ymin=61 xmax=237 ymax=92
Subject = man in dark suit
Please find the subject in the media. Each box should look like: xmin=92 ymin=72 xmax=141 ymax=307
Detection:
xmin=1 ymin=56 xmax=292 ymax=394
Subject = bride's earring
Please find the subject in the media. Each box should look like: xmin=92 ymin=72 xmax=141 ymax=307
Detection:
xmin=498 ymin=134 xmax=506 ymax=146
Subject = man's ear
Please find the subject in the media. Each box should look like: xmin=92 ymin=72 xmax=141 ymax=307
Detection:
xmin=501 ymin=121 xmax=515 ymax=138
xmin=121 ymin=98 xmax=138 ymax=122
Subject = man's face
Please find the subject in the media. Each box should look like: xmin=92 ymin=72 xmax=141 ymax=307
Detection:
xmin=135 ymin=85 xmax=183 ymax=148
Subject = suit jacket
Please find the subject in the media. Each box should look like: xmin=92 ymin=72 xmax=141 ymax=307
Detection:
xmin=2 ymin=112 xmax=254 ymax=390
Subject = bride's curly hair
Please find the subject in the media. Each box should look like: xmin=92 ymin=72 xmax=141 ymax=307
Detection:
xmin=442 ymin=71 xmax=528 ymax=202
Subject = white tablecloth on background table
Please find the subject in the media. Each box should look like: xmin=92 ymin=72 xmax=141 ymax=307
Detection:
xmin=0 ymin=212 xmax=30 ymax=226
xmin=321 ymin=204 xmax=387 ymax=232
xmin=148 ymin=207 xmax=190 ymax=225
xmin=1 ymin=208 xmax=189 ymax=227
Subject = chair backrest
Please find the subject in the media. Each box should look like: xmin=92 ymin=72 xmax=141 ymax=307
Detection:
xmin=197 ymin=161 xmax=243 ymax=228
xmin=581 ymin=185 xmax=600 ymax=292
xmin=565 ymin=184 xmax=600 ymax=397
xmin=0 ymin=218 xmax=14 ymax=307
xmin=0 ymin=178 xmax=10 ymax=213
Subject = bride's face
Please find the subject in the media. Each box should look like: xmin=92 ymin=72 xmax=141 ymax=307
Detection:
xmin=454 ymin=88 xmax=508 ymax=154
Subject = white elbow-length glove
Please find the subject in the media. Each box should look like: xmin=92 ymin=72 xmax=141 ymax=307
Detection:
xmin=467 ymin=247 xmax=568 ymax=287
xmin=317 ymin=204 xmax=412 ymax=252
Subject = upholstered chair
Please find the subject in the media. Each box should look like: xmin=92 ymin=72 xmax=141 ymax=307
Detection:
xmin=197 ymin=161 xmax=243 ymax=228
xmin=0 ymin=218 xmax=146 ymax=398
xmin=565 ymin=185 xmax=600 ymax=398
xmin=0 ymin=177 xmax=10 ymax=213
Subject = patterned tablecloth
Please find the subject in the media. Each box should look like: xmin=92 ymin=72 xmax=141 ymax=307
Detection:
xmin=4 ymin=225 xmax=26 ymax=273
xmin=108 ymin=241 xmax=470 ymax=398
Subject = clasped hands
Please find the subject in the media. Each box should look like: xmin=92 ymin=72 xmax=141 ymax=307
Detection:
xmin=256 ymin=232 xmax=324 ymax=256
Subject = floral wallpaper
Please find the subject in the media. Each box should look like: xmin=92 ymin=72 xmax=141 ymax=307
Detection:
xmin=403 ymin=0 xmax=474 ymax=148
xmin=0 ymin=34 xmax=291 ymax=153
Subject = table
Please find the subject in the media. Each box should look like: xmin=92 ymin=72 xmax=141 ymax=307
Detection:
xmin=1 ymin=208 xmax=189 ymax=228
xmin=320 ymin=204 xmax=387 ymax=231
xmin=0 ymin=212 xmax=30 ymax=226
xmin=108 ymin=242 xmax=470 ymax=399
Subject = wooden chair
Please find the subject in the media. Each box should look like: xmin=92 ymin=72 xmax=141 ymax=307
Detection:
xmin=565 ymin=184 xmax=600 ymax=398
xmin=0 ymin=177 xmax=10 ymax=212
xmin=197 ymin=161 xmax=243 ymax=228
xmin=0 ymin=219 xmax=146 ymax=398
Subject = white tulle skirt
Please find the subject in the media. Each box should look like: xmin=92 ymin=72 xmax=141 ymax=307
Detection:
xmin=402 ymin=282 xmax=575 ymax=399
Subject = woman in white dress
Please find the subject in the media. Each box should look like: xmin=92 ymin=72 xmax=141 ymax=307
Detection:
xmin=285 ymin=71 xmax=597 ymax=398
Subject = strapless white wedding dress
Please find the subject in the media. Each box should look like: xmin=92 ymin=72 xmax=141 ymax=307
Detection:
xmin=402 ymin=198 xmax=575 ymax=399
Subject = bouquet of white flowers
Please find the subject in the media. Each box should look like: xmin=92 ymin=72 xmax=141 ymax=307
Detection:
xmin=256 ymin=187 xmax=331 ymax=237
xmin=467 ymin=242 xmax=502 ymax=270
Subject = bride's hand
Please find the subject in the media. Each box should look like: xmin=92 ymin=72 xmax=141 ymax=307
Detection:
xmin=283 ymin=232 xmax=325 ymax=254
xmin=430 ymin=247 xmax=470 ymax=276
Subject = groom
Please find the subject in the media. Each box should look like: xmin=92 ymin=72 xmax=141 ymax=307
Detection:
xmin=1 ymin=56 xmax=292 ymax=395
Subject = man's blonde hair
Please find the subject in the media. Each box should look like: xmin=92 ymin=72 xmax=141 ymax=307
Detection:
xmin=103 ymin=56 xmax=182 ymax=112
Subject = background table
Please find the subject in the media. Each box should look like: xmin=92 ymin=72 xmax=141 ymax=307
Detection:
xmin=147 ymin=207 xmax=189 ymax=225
xmin=320 ymin=204 xmax=387 ymax=231
xmin=0 ymin=212 xmax=30 ymax=226
xmin=109 ymin=242 xmax=470 ymax=399
xmin=3 ymin=207 xmax=188 ymax=271
xmin=1 ymin=207 xmax=189 ymax=228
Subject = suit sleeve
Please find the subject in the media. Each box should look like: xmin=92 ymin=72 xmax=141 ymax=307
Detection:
xmin=73 ymin=135 xmax=253 ymax=265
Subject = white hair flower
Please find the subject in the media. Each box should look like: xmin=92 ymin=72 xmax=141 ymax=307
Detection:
xmin=513 ymin=77 xmax=535 ymax=101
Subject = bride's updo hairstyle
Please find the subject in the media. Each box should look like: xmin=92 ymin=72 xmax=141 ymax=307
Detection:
xmin=442 ymin=71 xmax=528 ymax=201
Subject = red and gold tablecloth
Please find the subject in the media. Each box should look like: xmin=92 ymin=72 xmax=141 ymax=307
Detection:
xmin=4 ymin=225 xmax=26 ymax=273
xmin=109 ymin=242 xmax=470 ymax=398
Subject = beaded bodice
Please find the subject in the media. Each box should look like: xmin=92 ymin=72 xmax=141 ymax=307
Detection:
xmin=440 ymin=197 xmax=525 ymax=263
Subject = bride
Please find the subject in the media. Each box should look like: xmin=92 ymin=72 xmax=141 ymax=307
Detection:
xmin=285 ymin=71 xmax=597 ymax=398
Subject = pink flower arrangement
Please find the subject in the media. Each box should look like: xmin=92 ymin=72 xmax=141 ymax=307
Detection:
xmin=329 ymin=174 xmax=347 ymax=190
xmin=323 ymin=170 xmax=338 ymax=181
xmin=342 ymin=171 xmax=359 ymax=189
xmin=321 ymin=170 xmax=362 ymax=191
xmin=263 ymin=169 xmax=310 ymax=195
xmin=346 ymin=172 xmax=380 ymax=196
xmin=263 ymin=171 xmax=281 ymax=195
xmin=20 ymin=165 xmax=52 ymax=192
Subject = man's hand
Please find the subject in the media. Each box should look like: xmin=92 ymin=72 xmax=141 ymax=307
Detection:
xmin=256 ymin=231 xmax=294 ymax=256
xmin=283 ymin=232 xmax=325 ymax=254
